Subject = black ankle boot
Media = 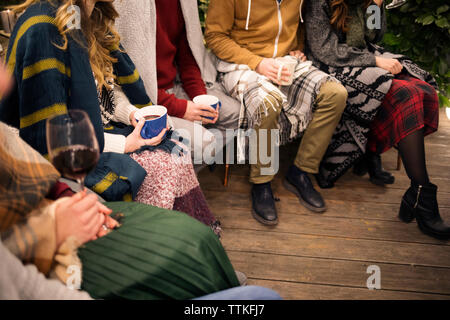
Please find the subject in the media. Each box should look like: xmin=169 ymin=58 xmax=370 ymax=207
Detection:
xmin=353 ymin=157 xmax=368 ymax=176
xmin=284 ymin=165 xmax=327 ymax=213
xmin=251 ymin=182 xmax=278 ymax=225
xmin=366 ymin=153 xmax=395 ymax=186
xmin=399 ymin=182 xmax=450 ymax=240
xmin=314 ymin=164 xmax=334 ymax=189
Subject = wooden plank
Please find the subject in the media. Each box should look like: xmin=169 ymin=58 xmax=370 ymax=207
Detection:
xmin=211 ymin=163 xmax=450 ymax=193
xmin=221 ymin=161 xmax=450 ymax=188
xmin=227 ymin=251 xmax=450 ymax=295
xmin=205 ymin=109 xmax=450 ymax=183
xmin=199 ymin=108 xmax=450 ymax=299
xmin=199 ymin=174 xmax=450 ymax=208
xmin=221 ymin=228 xmax=450 ymax=268
xmin=331 ymin=170 xmax=450 ymax=194
xmin=214 ymin=205 xmax=450 ymax=246
xmin=205 ymin=189 xmax=450 ymax=222
xmin=249 ymin=279 xmax=450 ymax=300
xmin=213 ymin=161 xmax=450 ymax=187
xmin=219 ymin=146 xmax=450 ymax=179
xmin=212 ymin=154 xmax=450 ymax=193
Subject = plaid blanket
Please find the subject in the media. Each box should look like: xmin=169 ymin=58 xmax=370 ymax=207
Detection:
xmin=0 ymin=122 xmax=59 ymax=224
xmin=317 ymin=44 xmax=438 ymax=184
xmin=0 ymin=121 xmax=60 ymax=274
xmin=216 ymin=58 xmax=338 ymax=160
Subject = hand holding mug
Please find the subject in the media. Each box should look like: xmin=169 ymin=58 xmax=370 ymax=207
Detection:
xmin=129 ymin=110 xmax=138 ymax=127
xmin=125 ymin=117 xmax=168 ymax=153
xmin=275 ymin=56 xmax=298 ymax=86
xmin=184 ymin=101 xmax=219 ymax=124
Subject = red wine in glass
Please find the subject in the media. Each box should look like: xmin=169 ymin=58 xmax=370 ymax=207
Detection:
xmin=46 ymin=110 xmax=100 ymax=187
xmin=51 ymin=145 xmax=99 ymax=182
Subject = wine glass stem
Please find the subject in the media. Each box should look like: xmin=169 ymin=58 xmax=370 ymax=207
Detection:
xmin=77 ymin=177 xmax=86 ymax=193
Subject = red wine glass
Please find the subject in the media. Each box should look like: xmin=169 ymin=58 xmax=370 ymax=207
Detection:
xmin=46 ymin=110 xmax=100 ymax=189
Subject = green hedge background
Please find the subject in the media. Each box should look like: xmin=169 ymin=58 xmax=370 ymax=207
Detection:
xmin=382 ymin=0 xmax=450 ymax=107
xmin=1 ymin=0 xmax=448 ymax=106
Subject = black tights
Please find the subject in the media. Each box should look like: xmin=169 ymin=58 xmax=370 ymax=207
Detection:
xmin=398 ymin=129 xmax=430 ymax=185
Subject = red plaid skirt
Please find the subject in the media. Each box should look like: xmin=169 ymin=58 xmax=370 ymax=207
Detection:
xmin=367 ymin=73 xmax=439 ymax=154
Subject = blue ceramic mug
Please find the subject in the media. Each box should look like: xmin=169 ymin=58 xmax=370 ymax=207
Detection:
xmin=134 ymin=106 xmax=168 ymax=139
xmin=193 ymin=95 xmax=222 ymax=120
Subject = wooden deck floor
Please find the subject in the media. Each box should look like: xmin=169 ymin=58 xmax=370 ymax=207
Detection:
xmin=198 ymin=108 xmax=450 ymax=300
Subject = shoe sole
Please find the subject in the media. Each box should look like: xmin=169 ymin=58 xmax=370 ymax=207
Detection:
xmin=353 ymin=169 xmax=368 ymax=177
xmin=417 ymin=222 xmax=450 ymax=240
xmin=283 ymin=179 xmax=327 ymax=213
xmin=251 ymin=209 xmax=279 ymax=226
xmin=369 ymin=176 xmax=395 ymax=186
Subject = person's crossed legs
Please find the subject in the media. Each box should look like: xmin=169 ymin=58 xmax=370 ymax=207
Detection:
xmin=250 ymin=81 xmax=347 ymax=225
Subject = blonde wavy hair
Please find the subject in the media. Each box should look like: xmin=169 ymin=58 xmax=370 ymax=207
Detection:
xmin=12 ymin=0 xmax=120 ymax=90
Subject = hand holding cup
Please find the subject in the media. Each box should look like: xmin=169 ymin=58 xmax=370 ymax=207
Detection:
xmin=256 ymin=58 xmax=293 ymax=85
xmin=192 ymin=95 xmax=222 ymax=124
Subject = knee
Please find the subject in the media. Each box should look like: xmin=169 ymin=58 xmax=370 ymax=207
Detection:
xmin=219 ymin=97 xmax=241 ymax=128
xmin=334 ymin=83 xmax=349 ymax=109
xmin=318 ymin=81 xmax=348 ymax=113
xmin=417 ymin=82 xmax=438 ymax=101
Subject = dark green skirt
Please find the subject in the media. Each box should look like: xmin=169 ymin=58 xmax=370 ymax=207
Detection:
xmin=78 ymin=202 xmax=239 ymax=299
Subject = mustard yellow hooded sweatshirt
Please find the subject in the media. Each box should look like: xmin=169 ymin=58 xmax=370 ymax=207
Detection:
xmin=205 ymin=0 xmax=305 ymax=70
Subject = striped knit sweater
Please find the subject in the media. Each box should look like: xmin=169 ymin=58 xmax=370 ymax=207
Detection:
xmin=0 ymin=1 xmax=152 ymax=156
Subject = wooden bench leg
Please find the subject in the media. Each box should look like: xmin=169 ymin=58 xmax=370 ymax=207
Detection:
xmin=396 ymin=152 xmax=402 ymax=171
xmin=224 ymin=164 xmax=230 ymax=187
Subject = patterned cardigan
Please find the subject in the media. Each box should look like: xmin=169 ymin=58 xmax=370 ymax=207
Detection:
xmin=0 ymin=2 xmax=172 ymax=201
xmin=0 ymin=1 xmax=152 ymax=156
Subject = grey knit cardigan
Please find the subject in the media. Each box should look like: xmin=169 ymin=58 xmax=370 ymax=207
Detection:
xmin=304 ymin=0 xmax=387 ymax=68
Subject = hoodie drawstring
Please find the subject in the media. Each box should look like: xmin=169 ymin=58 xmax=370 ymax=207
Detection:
xmin=299 ymin=0 xmax=304 ymax=23
xmin=245 ymin=0 xmax=252 ymax=30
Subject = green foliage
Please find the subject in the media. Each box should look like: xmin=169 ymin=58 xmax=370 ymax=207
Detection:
xmin=197 ymin=0 xmax=450 ymax=106
xmin=383 ymin=0 xmax=450 ymax=107
xmin=198 ymin=0 xmax=210 ymax=31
